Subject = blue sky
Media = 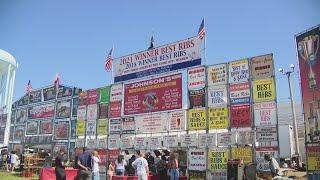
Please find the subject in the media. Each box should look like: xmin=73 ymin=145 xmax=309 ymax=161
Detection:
xmin=0 ymin=0 xmax=319 ymax=102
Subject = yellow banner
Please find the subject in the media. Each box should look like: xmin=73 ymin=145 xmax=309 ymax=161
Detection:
xmin=208 ymin=107 xmax=228 ymax=129
xmin=253 ymin=78 xmax=275 ymax=102
xmin=231 ymin=147 xmax=253 ymax=164
xmin=76 ymin=120 xmax=85 ymax=136
xmin=307 ymin=146 xmax=320 ymax=171
xmin=188 ymin=109 xmax=206 ymax=130
xmin=208 ymin=148 xmax=228 ymax=171
xmin=97 ymin=119 xmax=108 ymax=135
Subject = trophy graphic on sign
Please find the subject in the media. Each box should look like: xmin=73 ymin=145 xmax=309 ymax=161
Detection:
xmin=298 ymin=34 xmax=319 ymax=89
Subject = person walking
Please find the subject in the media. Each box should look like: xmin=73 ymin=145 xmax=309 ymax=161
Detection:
xmin=55 ymin=149 xmax=67 ymax=180
xmin=168 ymin=153 xmax=179 ymax=180
xmin=107 ymin=160 xmax=115 ymax=180
xmin=91 ymin=150 xmax=101 ymax=180
xmin=77 ymin=147 xmax=92 ymax=180
xmin=132 ymin=151 xmax=149 ymax=180
xmin=156 ymin=155 xmax=167 ymax=180
xmin=10 ymin=151 xmax=19 ymax=173
xmin=115 ymin=155 xmax=126 ymax=176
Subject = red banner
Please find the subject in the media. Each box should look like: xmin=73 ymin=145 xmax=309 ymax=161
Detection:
xmin=124 ymin=73 xmax=182 ymax=115
xmin=107 ymin=149 xmax=120 ymax=163
xmin=230 ymin=104 xmax=251 ymax=128
xmin=109 ymin=101 xmax=121 ymax=118
xmin=87 ymin=89 xmax=99 ymax=105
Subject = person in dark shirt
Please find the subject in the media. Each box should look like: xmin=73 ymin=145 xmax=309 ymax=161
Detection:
xmin=77 ymin=147 xmax=92 ymax=180
xmin=55 ymin=149 xmax=67 ymax=180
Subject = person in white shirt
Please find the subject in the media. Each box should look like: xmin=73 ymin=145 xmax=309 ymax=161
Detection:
xmin=10 ymin=151 xmax=19 ymax=173
xmin=92 ymin=150 xmax=101 ymax=180
xmin=132 ymin=151 xmax=149 ymax=180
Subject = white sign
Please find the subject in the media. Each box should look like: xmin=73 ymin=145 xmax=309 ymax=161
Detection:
xmin=148 ymin=136 xmax=162 ymax=149
xmin=208 ymin=85 xmax=228 ymax=107
xmin=121 ymin=136 xmax=133 ymax=149
xmin=229 ymin=59 xmax=250 ymax=83
xmin=237 ymin=131 xmax=255 ymax=145
xmin=163 ymin=135 xmax=179 ymax=147
xmin=76 ymin=138 xmax=85 ymax=147
xmin=181 ymin=134 xmax=197 ymax=147
xmin=134 ymin=136 xmax=148 ymax=149
xmin=109 ymin=118 xmax=122 ymax=134
xmin=86 ymin=120 xmax=96 ymax=137
xmin=86 ymin=138 xmax=96 ymax=149
xmin=229 ymin=82 xmax=251 ymax=104
xmin=122 ymin=117 xmax=135 ymax=134
xmin=77 ymin=105 xmax=86 ymax=120
xmin=87 ymin=104 xmax=97 ymax=120
xmin=207 ymin=133 xmax=216 ymax=147
xmin=108 ymin=135 xmax=120 ymax=149
xmin=198 ymin=134 xmax=207 ymax=147
xmin=217 ymin=132 xmax=235 ymax=146
xmin=188 ymin=66 xmax=206 ymax=90
xmin=110 ymin=83 xmax=123 ymax=102
xmin=97 ymin=138 xmax=108 ymax=148
xmin=255 ymin=147 xmax=279 ymax=171
xmin=256 ymin=126 xmax=278 ymax=142
xmin=254 ymin=102 xmax=277 ymax=126
xmin=113 ymin=36 xmax=202 ymax=82
xmin=168 ymin=110 xmax=185 ymax=131
xmin=135 ymin=113 xmax=167 ymax=133
xmin=207 ymin=63 xmax=228 ymax=86
xmin=188 ymin=149 xmax=207 ymax=171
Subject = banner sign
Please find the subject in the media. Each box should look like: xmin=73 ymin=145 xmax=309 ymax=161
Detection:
xmin=189 ymin=88 xmax=206 ymax=109
xmin=87 ymin=89 xmax=99 ymax=104
xmin=207 ymin=85 xmax=228 ymax=107
xmin=25 ymin=136 xmax=39 ymax=144
xmin=217 ymin=132 xmax=235 ymax=146
xmin=99 ymin=86 xmax=111 ymax=103
xmin=251 ymin=54 xmax=274 ymax=80
xmin=230 ymin=104 xmax=251 ymax=128
xmin=28 ymin=103 xmax=54 ymax=119
xmin=77 ymin=105 xmax=86 ymax=120
xmin=52 ymin=142 xmax=68 ymax=158
xmin=135 ymin=113 xmax=167 ymax=133
xmin=148 ymin=136 xmax=162 ymax=149
xmin=254 ymin=102 xmax=277 ymax=126
xmin=110 ymin=83 xmax=123 ymax=102
xmin=72 ymin=97 xmax=79 ymax=117
xmin=206 ymin=133 xmax=216 ymax=147
xmin=99 ymin=103 xmax=109 ymax=119
xmin=76 ymin=120 xmax=85 ymax=136
xmin=40 ymin=120 xmax=52 ymax=134
xmin=229 ymin=82 xmax=250 ymax=104
xmin=231 ymin=147 xmax=253 ymax=164
xmin=97 ymin=119 xmax=108 ymax=136
xmin=86 ymin=120 xmax=96 ymax=137
xmin=134 ymin=136 xmax=148 ymax=149
xmin=16 ymin=108 xmax=27 ymax=123
xmin=255 ymin=147 xmax=279 ymax=171
xmin=113 ymin=36 xmax=201 ymax=82
xmin=208 ymin=148 xmax=228 ymax=177
xmin=307 ymin=145 xmax=320 ymax=171
xmin=208 ymin=107 xmax=229 ymax=129
xmin=207 ymin=63 xmax=228 ymax=86
xmin=168 ymin=110 xmax=185 ymax=131
xmin=198 ymin=134 xmax=207 ymax=147
xmin=189 ymin=171 xmax=206 ymax=180
xmin=79 ymin=91 xmax=87 ymax=106
xmin=73 ymin=87 xmax=81 ymax=96
xmin=109 ymin=101 xmax=121 ymax=118
xmin=76 ymin=138 xmax=85 ymax=147
xmin=14 ymin=125 xmax=25 ymax=142
xmin=122 ymin=117 xmax=135 ymax=134
xmin=181 ymin=134 xmax=197 ymax=147
xmin=43 ymin=86 xmax=56 ymax=101
xmin=87 ymin=104 xmax=98 ymax=120
xmin=124 ymin=73 xmax=182 ymax=115
xmin=188 ymin=108 xmax=206 ymax=130
xmin=97 ymin=138 xmax=108 ymax=149
xmin=188 ymin=149 xmax=206 ymax=171
xmin=229 ymin=59 xmax=250 ymax=83
xmin=26 ymin=121 xmax=38 ymax=135
xmin=54 ymin=121 xmax=69 ymax=140
xmin=121 ymin=136 xmax=133 ymax=149
xmin=237 ymin=131 xmax=255 ymax=145
xmin=56 ymin=99 xmax=71 ymax=119
xmin=29 ymin=90 xmax=42 ymax=104
xmin=109 ymin=118 xmax=122 ymax=134
xmin=57 ymin=86 xmax=73 ymax=98
xmin=296 ymin=26 xmax=320 ymax=143
xmin=188 ymin=66 xmax=206 ymax=90
xmin=163 ymin=135 xmax=178 ymax=147
xmin=252 ymin=78 xmax=276 ymax=102
xmin=70 ymin=120 xmax=76 ymax=138
xmin=87 ymin=138 xmax=96 ymax=149
xmin=108 ymin=149 xmax=120 ymax=163
xmin=256 ymin=126 xmax=278 ymax=142
xmin=17 ymin=94 xmax=28 ymax=106
xmin=39 ymin=135 xmax=52 ymax=144
xmin=69 ymin=142 xmax=76 ymax=160
xmin=108 ymin=135 xmax=120 ymax=149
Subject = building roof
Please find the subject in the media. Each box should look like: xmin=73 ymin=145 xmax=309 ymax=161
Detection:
xmin=0 ymin=49 xmax=17 ymax=68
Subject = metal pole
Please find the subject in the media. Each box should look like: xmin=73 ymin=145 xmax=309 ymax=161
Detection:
xmin=287 ymin=72 xmax=301 ymax=163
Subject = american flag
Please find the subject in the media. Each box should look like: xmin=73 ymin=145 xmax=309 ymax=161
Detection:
xmin=105 ymin=48 xmax=113 ymax=72
xmin=25 ymin=80 xmax=33 ymax=93
xmin=198 ymin=18 xmax=205 ymax=40
xmin=54 ymin=74 xmax=60 ymax=90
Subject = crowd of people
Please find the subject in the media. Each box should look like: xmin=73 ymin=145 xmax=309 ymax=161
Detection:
xmin=54 ymin=148 xmax=181 ymax=180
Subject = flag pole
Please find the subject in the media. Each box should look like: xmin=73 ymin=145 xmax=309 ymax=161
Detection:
xmin=111 ymin=45 xmax=114 ymax=85
xmin=204 ymin=16 xmax=207 ymax=65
